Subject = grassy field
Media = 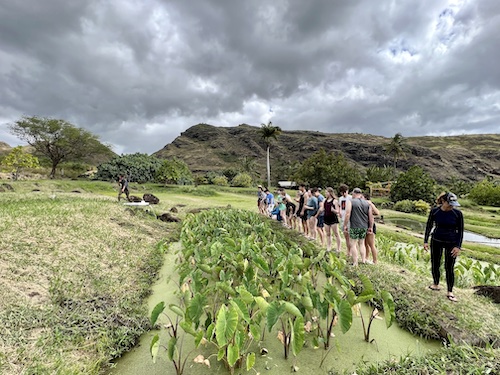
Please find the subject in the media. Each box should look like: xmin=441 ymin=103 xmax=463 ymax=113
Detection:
xmin=0 ymin=180 xmax=499 ymax=374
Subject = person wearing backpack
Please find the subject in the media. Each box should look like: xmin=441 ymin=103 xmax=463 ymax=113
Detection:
xmin=424 ymin=192 xmax=464 ymax=303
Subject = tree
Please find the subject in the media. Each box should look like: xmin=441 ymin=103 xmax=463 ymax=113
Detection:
xmin=390 ymin=165 xmax=436 ymax=203
xmin=292 ymin=149 xmax=363 ymax=188
xmin=259 ymin=121 xmax=281 ymax=188
xmin=238 ymin=156 xmax=258 ymax=178
xmin=1 ymin=146 xmax=39 ymax=180
xmin=156 ymin=158 xmax=193 ymax=185
xmin=9 ymin=116 xmax=113 ymax=179
xmin=384 ymin=133 xmax=410 ymax=169
xmin=96 ymin=153 xmax=163 ymax=183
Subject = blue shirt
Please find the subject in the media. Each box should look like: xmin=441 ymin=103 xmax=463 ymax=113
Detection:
xmin=266 ymin=193 xmax=274 ymax=205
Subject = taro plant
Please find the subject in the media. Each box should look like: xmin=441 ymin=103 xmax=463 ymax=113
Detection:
xmin=309 ymin=261 xmax=353 ymax=351
xmin=150 ymin=301 xmax=195 ymax=375
xmin=347 ymin=274 xmax=396 ymax=343
xmin=263 ymin=300 xmax=305 ymax=360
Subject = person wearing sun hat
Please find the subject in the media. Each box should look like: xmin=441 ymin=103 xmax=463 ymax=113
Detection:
xmin=424 ymin=192 xmax=464 ymax=302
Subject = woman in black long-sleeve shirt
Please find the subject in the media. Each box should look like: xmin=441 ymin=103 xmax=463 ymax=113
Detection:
xmin=424 ymin=192 xmax=464 ymax=302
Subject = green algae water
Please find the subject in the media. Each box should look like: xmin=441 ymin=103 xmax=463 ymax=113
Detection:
xmin=110 ymin=243 xmax=441 ymax=375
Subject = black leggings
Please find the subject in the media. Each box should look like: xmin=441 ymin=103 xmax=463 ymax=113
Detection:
xmin=430 ymin=239 xmax=457 ymax=292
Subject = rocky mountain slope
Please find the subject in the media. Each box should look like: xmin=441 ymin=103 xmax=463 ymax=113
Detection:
xmin=154 ymin=124 xmax=500 ymax=183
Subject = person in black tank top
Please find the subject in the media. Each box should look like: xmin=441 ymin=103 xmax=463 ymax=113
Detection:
xmin=324 ymin=187 xmax=341 ymax=253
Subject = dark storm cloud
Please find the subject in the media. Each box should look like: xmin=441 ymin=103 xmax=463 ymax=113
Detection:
xmin=0 ymin=0 xmax=498 ymax=154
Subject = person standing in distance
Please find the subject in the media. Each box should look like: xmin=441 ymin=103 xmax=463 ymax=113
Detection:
xmin=118 ymin=174 xmax=130 ymax=202
xmin=424 ymin=192 xmax=464 ymax=302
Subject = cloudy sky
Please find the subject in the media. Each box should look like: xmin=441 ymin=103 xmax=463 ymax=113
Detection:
xmin=1 ymin=0 xmax=499 ymax=154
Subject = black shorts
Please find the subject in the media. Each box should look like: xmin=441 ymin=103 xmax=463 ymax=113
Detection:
xmin=324 ymin=214 xmax=339 ymax=226
xmin=286 ymin=202 xmax=296 ymax=216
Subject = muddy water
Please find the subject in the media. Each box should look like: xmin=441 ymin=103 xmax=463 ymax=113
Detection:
xmin=110 ymin=243 xmax=441 ymax=375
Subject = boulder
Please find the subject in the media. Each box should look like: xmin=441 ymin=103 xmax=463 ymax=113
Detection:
xmin=143 ymin=193 xmax=160 ymax=204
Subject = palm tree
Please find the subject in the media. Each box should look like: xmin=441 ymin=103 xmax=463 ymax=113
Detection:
xmin=384 ymin=133 xmax=409 ymax=169
xmin=259 ymin=121 xmax=282 ymax=188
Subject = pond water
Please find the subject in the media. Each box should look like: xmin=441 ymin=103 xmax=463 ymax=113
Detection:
xmin=384 ymin=218 xmax=500 ymax=248
xmin=109 ymin=243 xmax=441 ymax=375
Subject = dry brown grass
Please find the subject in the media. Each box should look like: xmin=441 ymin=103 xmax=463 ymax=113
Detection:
xmin=0 ymin=190 xmax=175 ymax=374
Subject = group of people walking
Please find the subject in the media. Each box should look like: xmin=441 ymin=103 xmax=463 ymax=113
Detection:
xmin=257 ymin=184 xmax=380 ymax=266
xmin=257 ymin=184 xmax=465 ymax=303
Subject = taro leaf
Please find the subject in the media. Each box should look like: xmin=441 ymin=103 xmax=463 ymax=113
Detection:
xmin=302 ymin=295 xmax=313 ymax=312
xmin=198 ymin=263 xmax=212 ymax=273
xmin=267 ymin=301 xmax=285 ymax=332
xmin=217 ymin=348 xmax=225 ymax=361
xmin=334 ymin=299 xmax=352 ymax=334
xmin=253 ymin=255 xmax=270 ymax=274
xmin=254 ymin=296 xmax=269 ymax=312
xmin=206 ymin=322 xmax=215 ymax=340
xmin=230 ymin=299 xmax=250 ymax=324
xmin=150 ymin=334 xmax=160 ymax=363
xmin=250 ymin=322 xmax=261 ymax=340
xmin=284 ymin=302 xmax=303 ymax=318
xmin=186 ymin=293 xmax=206 ymax=326
xmin=318 ymin=299 xmax=329 ymax=320
xmin=216 ymin=281 xmax=236 ymax=296
xmin=237 ymin=286 xmax=254 ymax=304
xmin=235 ymin=330 xmax=245 ymax=349
xmin=169 ymin=304 xmax=184 ymax=317
xmin=279 ymin=270 xmax=290 ymax=287
xmin=381 ymin=290 xmax=396 ymax=328
xmin=246 ymin=352 xmax=256 ymax=371
xmin=167 ymin=336 xmax=177 ymax=361
xmin=359 ymin=274 xmax=374 ymax=293
xmin=194 ymin=330 xmax=204 ymax=348
xmin=355 ymin=290 xmax=376 ymax=304
xmin=345 ymin=289 xmax=357 ymax=306
xmin=215 ymin=305 xmax=238 ymax=347
xmin=150 ymin=301 xmax=165 ymax=326
xmin=291 ymin=316 xmax=305 ymax=357
xmin=180 ymin=320 xmax=196 ymax=335
xmin=227 ymin=343 xmax=240 ymax=367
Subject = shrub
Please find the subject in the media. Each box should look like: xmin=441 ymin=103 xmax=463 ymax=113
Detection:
xmin=156 ymin=158 xmax=193 ymax=185
xmin=390 ymin=166 xmax=436 ymax=203
xmin=393 ymin=200 xmax=415 ymax=213
xmin=231 ymin=173 xmax=253 ymax=187
xmin=212 ymin=175 xmax=229 ymax=186
xmin=96 ymin=153 xmax=163 ymax=183
xmin=413 ymin=200 xmax=430 ymax=215
xmin=393 ymin=199 xmax=430 ymax=215
xmin=468 ymin=179 xmax=500 ymax=207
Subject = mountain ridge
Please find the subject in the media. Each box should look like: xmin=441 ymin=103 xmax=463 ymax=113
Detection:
xmin=154 ymin=123 xmax=500 ymax=183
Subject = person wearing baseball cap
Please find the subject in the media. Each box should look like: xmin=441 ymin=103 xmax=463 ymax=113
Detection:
xmin=424 ymin=192 xmax=464 ymax=302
